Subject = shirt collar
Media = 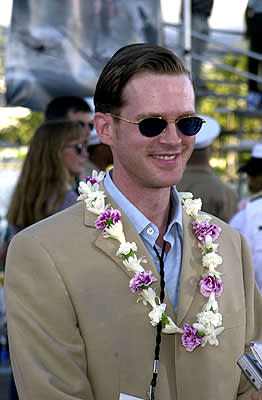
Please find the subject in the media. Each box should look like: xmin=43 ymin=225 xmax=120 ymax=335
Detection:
xmin=103 ymin=169 xmax=183 ymax=235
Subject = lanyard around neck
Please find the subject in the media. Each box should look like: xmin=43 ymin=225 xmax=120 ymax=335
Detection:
xmin=148 ymin=199 xmax=172 ymax=400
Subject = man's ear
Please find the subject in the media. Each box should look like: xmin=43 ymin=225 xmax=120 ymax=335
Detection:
xmin=94 ymin=112 xmax=114 ymax=146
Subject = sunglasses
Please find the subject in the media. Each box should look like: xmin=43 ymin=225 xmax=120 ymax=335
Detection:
xmin=106 ymin=113 xmax=206 ymax=137
xmin=78 ymin=120 xmax=94 ymax=131
xmin=64 ymin=142 xmax=88 ymax=155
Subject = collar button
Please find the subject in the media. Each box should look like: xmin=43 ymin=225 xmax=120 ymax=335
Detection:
xmin=147 ymin=226 xmax=154 ymax=235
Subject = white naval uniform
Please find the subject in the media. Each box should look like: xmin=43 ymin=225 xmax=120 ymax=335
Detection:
xmin=230 ymin=194 xmax=262 ymax=292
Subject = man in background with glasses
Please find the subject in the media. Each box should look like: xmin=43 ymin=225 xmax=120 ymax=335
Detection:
xmin=45 ymin=95 xmax=98 ymax=179
xmin=5 ymin=44 xmax=262 ymax=400
xmin=45 ymin=95 xmax=113 ymax=176
xmin=45 ymin=95 xmax=94 ymax=136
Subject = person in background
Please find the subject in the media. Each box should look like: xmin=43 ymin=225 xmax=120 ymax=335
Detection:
xmin=45 ymin=95 xmax=113 ymax=175
xmin=1 ymin=97 xmax=92 ymax=268
xmin=5 ymin=119 xmax=88 ymax=399
xmin=4 ymin=43 xmax=262 ymax=400
xmin=180 ymin=0 xmax=214 ymax=91
xmin=230 ymin=143 xmax=262 ymax=292
xmin=177 ymin=115 xmax=238 ymax=222
xmin=6 ymin=119 xmax=88 ymax=399
xmin=6 ymin=120 xmax=87 ymax=236
xmin=245 ymin=0 xmax=262 ymax=110
xmin=45 ymin=95 xmax=97 ymax=178
xmin=45 ymin=96 xmax=93 ymax=135
xmin=88 ymin=129 xmax=114 ymax=172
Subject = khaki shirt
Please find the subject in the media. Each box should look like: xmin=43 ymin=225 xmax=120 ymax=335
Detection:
xmin=177 ymin=165 xmax=238 ymax=222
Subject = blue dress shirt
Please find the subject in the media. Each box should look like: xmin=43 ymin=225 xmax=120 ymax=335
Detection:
xmin=104 ymin=171 xmax=183 ymax=313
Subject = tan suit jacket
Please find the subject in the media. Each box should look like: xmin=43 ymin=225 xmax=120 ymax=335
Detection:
xmin=4 ymin=190 xmax=262 ymax=400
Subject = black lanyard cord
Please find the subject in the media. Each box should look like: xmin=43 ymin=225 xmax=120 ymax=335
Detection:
xmin=148 ymin=200 xmax=172 ymax=400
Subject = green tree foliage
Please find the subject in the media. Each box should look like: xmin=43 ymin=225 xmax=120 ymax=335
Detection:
xmin=0 ymin=111 xmax=44 ymax=145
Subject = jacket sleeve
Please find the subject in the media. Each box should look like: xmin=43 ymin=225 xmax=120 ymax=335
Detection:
xmin=237 ymin=232 xmax=262 ymax=399
xmin=4 ymin=230 xmax=94 ymax=400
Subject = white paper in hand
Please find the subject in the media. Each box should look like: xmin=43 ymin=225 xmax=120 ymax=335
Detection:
xmin=119 ymin=394 xmax=146 ymax=400
xmin=251 ymin=342 xmax=262 ymax=367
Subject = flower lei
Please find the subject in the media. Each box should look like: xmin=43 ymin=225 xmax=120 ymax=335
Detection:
xmin=78 ymin=171 xmax=224 ymax=352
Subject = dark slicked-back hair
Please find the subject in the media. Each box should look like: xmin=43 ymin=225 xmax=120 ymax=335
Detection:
xmin=94 ymin=43 xmax=192 ymax=114
xmin=45 ymin=96 xmax=91 ymax=120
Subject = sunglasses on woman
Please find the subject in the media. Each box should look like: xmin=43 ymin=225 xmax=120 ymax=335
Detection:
xmin=78 ymin=120 xmax=94 ymax=131
xmin=64 ymin=142 xmax=88 ymax=155
xmin=106 ymin=113 xmax=206 ymax=137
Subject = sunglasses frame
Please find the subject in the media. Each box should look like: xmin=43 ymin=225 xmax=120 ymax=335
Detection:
xmin=78 ymin=120 xmax=94 ymax=131
xmin=106 ymin=113 xmax=206 ymax=137
xmin=64 ymin=142 xmax=88 ymax=155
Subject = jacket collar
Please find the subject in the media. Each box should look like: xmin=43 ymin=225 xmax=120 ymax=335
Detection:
xmin=176 ymin=209 xmax=202 ymax=325
xmin=83 ymin=186 xmax=201 ymax=326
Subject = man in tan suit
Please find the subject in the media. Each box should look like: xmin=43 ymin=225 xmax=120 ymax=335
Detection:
xmin=5 ymin=44 xmax=262 ymax=400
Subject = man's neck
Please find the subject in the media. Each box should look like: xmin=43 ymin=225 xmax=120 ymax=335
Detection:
xmin=111 ymin=170 xmax=172 ymax=234
xmin=130 ymin=191 xmax=172 ymax=250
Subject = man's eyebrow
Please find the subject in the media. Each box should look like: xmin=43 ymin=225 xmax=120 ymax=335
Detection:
xmin=135 ymin=111 xmax=197 ymax=120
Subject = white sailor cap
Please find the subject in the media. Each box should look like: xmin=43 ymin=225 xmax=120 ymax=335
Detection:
xmin=252 ymin=143 xmax=262 ymax=158
xmin=239 ymin=143 xmax=262 ymax=176
xmin=194 ymin=115 xmax=221 ymax=150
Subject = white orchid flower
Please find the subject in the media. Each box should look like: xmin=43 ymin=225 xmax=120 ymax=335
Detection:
xmin=202 ymin=327 xmax=224 ymax=347
xmin=193 ymin=323 xmax=224 ymax=347
xmin=207 ymin=266 xmax=222 ymax=279
xmin=198 ymin=242 xmax=219 ymax=255
xmin=91 ymin=170 xmax=106 ymax=182
xmin=148 ymin=303 xmax=167 ymax=326
xmin=197 ymin=310 xmax=222 ymax=328
xmin=84 ymin=193 xmax=107 ymax=215
xmin=77 ymin=170 xmax=105 ymax=200
xmin=193 ymin=322 xmax=206 ymax=332
xmin=205 ymin=235 xmax=213 ymax=245
xmin=214 ymin=326 xmax=225 ymax=337
xmin=139 ymin=287 xmax=159 ymax=308
xmin=116 ymin=241 xmax=138 ymax=257
xmin=195 ymin=213 xmax=212 ymax=223
xmin=104 ymin=220 xmax=126 ymax=243
xmin=179 ymin=192 xmax=193 ymax=203
xmin=77 ymin=181 xmax=93 ymax=200
xmin=122 ymin=255 xmax=146 ymax=273
xmin=183 ymin=198 xmax=202 ymax=218
xmin=202 ymin=252 xmax=222 ymax=270
xmin=201 ymin=292 xmax=219 ymax=313
xmin=162 ymin=316 xmax=184 ymax=334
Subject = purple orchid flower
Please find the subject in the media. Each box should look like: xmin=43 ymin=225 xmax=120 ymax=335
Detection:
xmin=129 ymin=271 xmax=157 ymax=293
xmin=199 ymin=274 xmax=223 ymax=298
xmin=86 ymin=176 xmax=100 ymax=185
xmin=192 ymin=221 xmax=221 ymax=243
xmin=181 ymin=324 xmax=204 ymax=352
xmin=95 ymin=209 xmax=121 ymax=233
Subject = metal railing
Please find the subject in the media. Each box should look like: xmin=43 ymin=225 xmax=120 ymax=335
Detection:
xmin=162 ymin=22 xmax=262 ymax=86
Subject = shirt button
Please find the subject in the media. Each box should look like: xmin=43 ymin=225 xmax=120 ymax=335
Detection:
xmin=147 ymin=227 xmax=154 ymax=235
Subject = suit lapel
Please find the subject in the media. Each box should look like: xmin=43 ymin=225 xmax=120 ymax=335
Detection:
xmin=83 ymin=188 xmax=175 ymax=320
xmin=176 ymin=209 xmax=203 ymax=326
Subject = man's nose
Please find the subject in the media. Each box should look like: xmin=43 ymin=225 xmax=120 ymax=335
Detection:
xmin=159 ymin=122 xmax=182 ymax=144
